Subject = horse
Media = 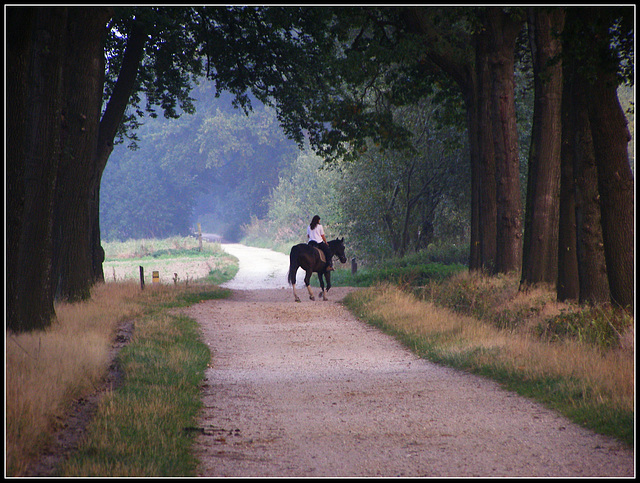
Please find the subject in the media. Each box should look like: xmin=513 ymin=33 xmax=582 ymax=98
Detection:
xmin=287 ymin=238 xmax=347 ymax=302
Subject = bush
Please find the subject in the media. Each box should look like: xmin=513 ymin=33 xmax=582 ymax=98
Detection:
xmin=538 ymin=306 xmax=634 ymax=349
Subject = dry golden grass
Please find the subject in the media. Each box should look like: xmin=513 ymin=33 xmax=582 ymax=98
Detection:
xmin=350 ymin=283 xmax=634 ymax=415
xmin=5 ymin=282 xmax=144 ymax=476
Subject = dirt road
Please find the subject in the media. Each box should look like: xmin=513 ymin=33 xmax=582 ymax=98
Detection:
xmin=185 ymin=244 xmax=634 ymax=477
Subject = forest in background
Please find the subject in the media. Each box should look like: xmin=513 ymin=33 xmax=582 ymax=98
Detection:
xmin=100 ymin=84 xmax=299 ymax=242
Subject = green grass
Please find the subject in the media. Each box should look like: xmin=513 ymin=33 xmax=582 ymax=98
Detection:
xmin=332 ymin=261 xmax=466 ymax=287
xmin=53 ymin=239 xmax=238 ymax=476
xmin=102 ymin=236 xmax=215 ymax=261
xmin=57 ymin=310 xmax=214 ymax=476
xmin=103 ymin=236 xmax=238 ymax=286
xmin=327 ymin=248 xmax=467 ymax=288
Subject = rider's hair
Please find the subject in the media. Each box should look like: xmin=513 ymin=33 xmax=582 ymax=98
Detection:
xmin=310 ymin=215 xmax=321 ymax=230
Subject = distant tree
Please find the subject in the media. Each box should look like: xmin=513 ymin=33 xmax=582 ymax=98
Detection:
xmin=243 ymin=151 xmax=341 ymax=248
xmin=337 ymin=96 xmax=469 ymax=259
xmin=100 ymin=86 xmax=298 ymax=241
xmin=100 ymin=154 xmax=196 ymax=240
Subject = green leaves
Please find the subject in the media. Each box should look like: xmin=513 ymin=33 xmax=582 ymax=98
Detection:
xmin=101 ymin=84 xmax=298 ymax=242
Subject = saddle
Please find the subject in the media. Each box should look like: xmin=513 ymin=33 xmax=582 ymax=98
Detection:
xmin=312 ymin=246 xmax=326 ymax=263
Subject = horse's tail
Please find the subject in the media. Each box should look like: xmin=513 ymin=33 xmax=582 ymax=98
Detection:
xmin=288 ymin=246 xmax=299 ymax=286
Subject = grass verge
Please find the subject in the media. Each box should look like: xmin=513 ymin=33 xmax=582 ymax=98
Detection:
xmin=343 ymin=281 xmax=634 ymax=448
xmin=56 ymin=287 xmax=228 ymax=476
xmin=6 ymin=239 xmax=237 ymax=476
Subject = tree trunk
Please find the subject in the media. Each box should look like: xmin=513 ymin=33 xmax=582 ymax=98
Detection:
xmin=7 ymin=8 xmax=36 ymax=331
xmin=485 ymin=8 xmax=524 ymax=274
xmin=8 ymin=7 xmax=67 ymax=332
xmin=521 ymin=8 xmax=564 ymax=287
xmin=557 ymin=108 xmax=579 ymax=301
xmin=571 ymin=75 xmax=610 ymax=305
xmin=90 ymin=19 xmax=148 ymax=284
xmin=474 ymin=27 xmax=498 ymax=273
xmin=569 ymin=8 xmax=635 ymax=312
xmin=398 ymin=7 xmax=506 ymax=273
xmin=559 ymin=52 xmax=610 ymax=304
xmin=52 ymin=7 xmax=111 ymax=302
xmin=587 ymin=73 xmax=634 ymax=311
xmin=466 ymin=90 xmax=483 ymax=271
xmin=557 ymin=50 xmax=579 ymax=302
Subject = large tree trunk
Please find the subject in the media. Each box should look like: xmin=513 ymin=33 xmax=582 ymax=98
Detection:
xmin=557 ymin=91 xmax=580 ymax=302
xmin=521 ymin=7 xmax=564 ymax=287
xmin=559 ymin=7 xmax=631 ymax=309
xmin=5 ymin=7 xmax=35 ymax=327
xmin=466 ymin=90 xmax=483 ymax=271
xmin=52 ymin=7 xmax=111 ymax=302
xmin=8 ymin=7 xmax=67 ymax=332
xmin=485 ymin=8 xmax=524 ymax=274
xmin=574 ymin=8 xmax=634 ymax=312
xmin=559 ymin=52 xmax=609 ymax=304
xmin=587 ymin=73 xmax=634 ymax=311
xmin=474 ymin=27 xmax=498 ymax=273
xmin=398 ymin=7 xmax=494 ymax=272
xmin=399 ymin=7 xmax=524 ymax=274
xmin=571 ymin=73 xmax=610 ymax=305
xmin=7 ymin=8 xmax=36 ymax=331
xmin=52 ymin=12 xmax=144 ymax=300
xmin=557 ymin=45 xmax=580 ymax=303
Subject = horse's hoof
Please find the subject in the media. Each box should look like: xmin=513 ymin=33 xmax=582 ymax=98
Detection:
xmin=310 ymin=296 xmax=315 ymax=301
xmin=295 ymin=299 xmax=301 ymax=303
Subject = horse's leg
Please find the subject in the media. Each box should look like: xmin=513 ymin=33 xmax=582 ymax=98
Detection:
xmin=318 ymin=272 xmax=327 ymax=301
xmin=292 ymin=283 xmax=301 ymax=303
xmin=290 ymin=264 xmax=301 ymax=302
xmin=305 ymin=270 xmax=315 ymax=301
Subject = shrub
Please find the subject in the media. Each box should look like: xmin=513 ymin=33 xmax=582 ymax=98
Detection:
xmin=538 ymin=306 xmax=634 ymax=350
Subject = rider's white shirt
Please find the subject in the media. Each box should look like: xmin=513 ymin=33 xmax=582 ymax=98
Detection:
xmin=307 ymin=224 xmax=325 ymax=243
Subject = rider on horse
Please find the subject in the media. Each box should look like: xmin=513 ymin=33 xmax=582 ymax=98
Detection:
xmin=307 ymin=215 xmax=334 ymax=272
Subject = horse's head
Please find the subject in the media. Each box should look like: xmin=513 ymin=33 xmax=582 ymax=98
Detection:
xmin=329 ymin=237 xmax=347 ymax=264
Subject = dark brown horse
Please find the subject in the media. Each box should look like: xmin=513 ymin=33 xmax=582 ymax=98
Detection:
xmin=288 ymin=238 xmax=347 ymax=302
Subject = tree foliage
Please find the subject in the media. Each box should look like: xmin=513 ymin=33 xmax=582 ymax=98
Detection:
xmin=101 ymin=84 xmax=298 ymax=241
xmin=243 ymin=88 xmax=471 ymax=262
xmin=335 ymin=95 xmax=469 ymax=259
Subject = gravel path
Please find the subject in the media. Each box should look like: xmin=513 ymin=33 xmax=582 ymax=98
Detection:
xmin=185 ymin=244 xmax=634 ymax=478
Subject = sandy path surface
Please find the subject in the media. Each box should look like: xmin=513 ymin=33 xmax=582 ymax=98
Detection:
xmin=184 ymin=244 xmax=634 ymax=477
